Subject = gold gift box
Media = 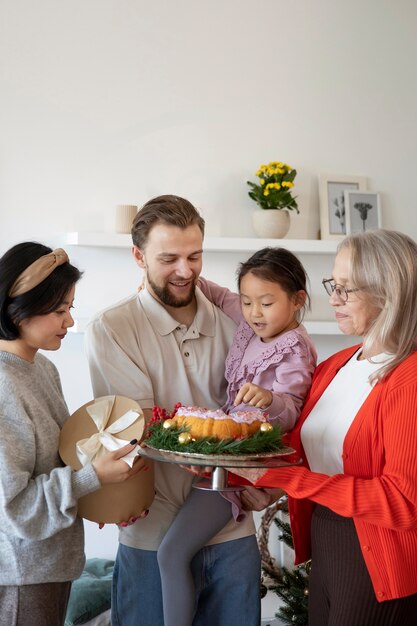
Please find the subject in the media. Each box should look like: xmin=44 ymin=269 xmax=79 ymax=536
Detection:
xmin=59 ymin=395 xmax=154 ymax=524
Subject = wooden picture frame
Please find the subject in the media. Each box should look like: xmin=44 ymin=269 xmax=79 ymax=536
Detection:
xmin=319 ymin=174 xmax=367 ymax=240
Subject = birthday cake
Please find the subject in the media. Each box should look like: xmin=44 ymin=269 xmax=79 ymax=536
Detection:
xmin=172 ymin=405 xmax=268 ymax=441
xmin=144 ymin=403 xmax=282 ymax=455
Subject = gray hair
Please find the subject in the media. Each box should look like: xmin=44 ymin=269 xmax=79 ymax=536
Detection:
xmin=338 ymin=229 xmax=417 ymax=381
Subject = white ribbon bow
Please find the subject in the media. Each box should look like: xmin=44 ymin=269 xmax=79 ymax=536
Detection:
xmin=76 ymin=395 xmax=141 ymax=468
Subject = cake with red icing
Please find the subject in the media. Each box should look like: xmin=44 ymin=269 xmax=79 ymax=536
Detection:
xmin=172 ymin=405 xmax=268 ymax=441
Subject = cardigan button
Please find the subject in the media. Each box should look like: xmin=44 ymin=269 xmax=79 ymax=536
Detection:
xmin=377 ymin=591 xmax=385 ymax=598
xmin=362 ymin=545 xmax=370 ymax=551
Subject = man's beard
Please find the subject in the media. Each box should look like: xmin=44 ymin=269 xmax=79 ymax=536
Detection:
xmin=147 ymin=272 xmax=196 ymax=308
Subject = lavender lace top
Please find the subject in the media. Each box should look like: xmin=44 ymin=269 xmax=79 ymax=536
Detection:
xmin=198 ymin=278 xmax=317 ymax=433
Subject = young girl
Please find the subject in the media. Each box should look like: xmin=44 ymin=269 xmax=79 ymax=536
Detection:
xmin=0 ymin=242 xmax=146 ymax=626
xmin=157 ymin=246 xmax=317 ymax=626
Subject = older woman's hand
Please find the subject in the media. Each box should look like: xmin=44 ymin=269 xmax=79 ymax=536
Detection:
xmin=240 ymin=486 xmax=286 ymax=511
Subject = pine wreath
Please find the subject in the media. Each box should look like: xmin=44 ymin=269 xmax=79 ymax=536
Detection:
xmin=144 ymin=404 xmax=285 ymax=456
xmin=257 ymin=496 xmax=288 ymax=581
xmin=258 ymin=496 xmax=310 ymax=626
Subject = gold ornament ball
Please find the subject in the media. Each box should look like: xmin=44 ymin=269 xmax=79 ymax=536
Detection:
xmin=162 ymin=419 xmax=175 ymax=430
xmin=178 ymin=432 xmax=192 ymax=444
xmin=260 ymin=422 xmax=273 ymax=433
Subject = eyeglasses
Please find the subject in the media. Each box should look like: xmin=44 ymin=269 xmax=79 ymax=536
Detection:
xmin=322 ymin=279 xmax=360 ymax=303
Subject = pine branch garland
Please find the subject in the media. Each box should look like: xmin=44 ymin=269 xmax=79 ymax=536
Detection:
xmin=275 ymin=516 xmax=294 ymax=550
xmin=144 ymin=418 xmax=285 ymax=455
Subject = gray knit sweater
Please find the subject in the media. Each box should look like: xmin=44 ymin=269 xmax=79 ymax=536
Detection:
xmin=0 ymin=351 xmax=101 ymax=585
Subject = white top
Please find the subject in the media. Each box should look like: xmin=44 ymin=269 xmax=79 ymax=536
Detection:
xmin=301 ymin=350 xmax=392 ymax=475
xmin=85 ymin=287 xmax=256 ymax=550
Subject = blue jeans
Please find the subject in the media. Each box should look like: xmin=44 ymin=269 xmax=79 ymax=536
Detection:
xmin=111 ymin=536 xmax=261 ymax=626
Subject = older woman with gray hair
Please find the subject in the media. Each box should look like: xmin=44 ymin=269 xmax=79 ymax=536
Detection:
xmin=233 ymin=229 xmax=417 ymax=626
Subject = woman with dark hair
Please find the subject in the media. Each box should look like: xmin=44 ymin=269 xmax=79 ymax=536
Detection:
xmin=232 ymin=230 xmax=417 ymax=626
xmin=0 ymin=242 xmax=146 ymax=626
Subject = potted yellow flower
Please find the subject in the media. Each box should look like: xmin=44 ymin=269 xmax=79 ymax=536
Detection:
xmin=247 ymin=161 xmax=298 ymax=238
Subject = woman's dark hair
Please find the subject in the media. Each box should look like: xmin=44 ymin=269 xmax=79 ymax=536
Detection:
xmin=0 ymin=242 xmax=82 ymax=340
xmin=237 ymin=247 xmax=311 ymax=317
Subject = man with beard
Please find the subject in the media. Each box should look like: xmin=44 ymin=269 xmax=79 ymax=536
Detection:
xmin=85 ymin=195 xmax=278 ymax=626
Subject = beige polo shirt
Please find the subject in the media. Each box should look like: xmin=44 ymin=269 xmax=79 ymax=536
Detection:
xmin=85 ymin=287 xmax=256 ymax=550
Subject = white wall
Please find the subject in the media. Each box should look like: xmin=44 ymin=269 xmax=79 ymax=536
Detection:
xmin=2 ymin=0 xmax=417 ymax=244
xmin=1 ymin=0 xmax=417 ymax=568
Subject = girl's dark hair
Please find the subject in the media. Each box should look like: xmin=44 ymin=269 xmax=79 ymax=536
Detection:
xmin=0 ymin=242 xmax=82 ymax=340
xmin=237 ymin=247 xmax=311 ymax=316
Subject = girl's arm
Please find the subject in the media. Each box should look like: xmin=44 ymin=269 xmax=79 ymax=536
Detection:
xmin=197 ymin=277 xmax=243 ymax=324
xmin=233 ymin=337 xmax=316 ymax=433
xmin=266 ymin=349 xmax=316 ymax=431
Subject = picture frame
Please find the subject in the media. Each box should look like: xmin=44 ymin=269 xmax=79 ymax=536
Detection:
xmin=344 ymin=190 xmax=382 ymax=234
xmin=319 ymin=174 xmax=367 ymax=240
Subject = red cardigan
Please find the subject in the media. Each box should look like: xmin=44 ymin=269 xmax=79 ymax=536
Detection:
xmin=256 ymin=345 xmax=417 ymax=602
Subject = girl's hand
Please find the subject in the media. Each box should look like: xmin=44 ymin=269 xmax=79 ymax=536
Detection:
xmin=92 ymin=442 xmax=148 ymax=485
xmin=234 ymin=383 xmax=273 ymax=409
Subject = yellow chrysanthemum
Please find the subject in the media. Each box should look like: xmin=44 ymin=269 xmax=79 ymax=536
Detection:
xmin=263 ymin=190 xmax=270 ymax=196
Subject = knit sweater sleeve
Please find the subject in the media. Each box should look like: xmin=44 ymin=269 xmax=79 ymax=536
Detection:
xmin=0 ymin=374 xmax=100 ymax=541
xmin=255 ymin=373 xmax=417 ymax=531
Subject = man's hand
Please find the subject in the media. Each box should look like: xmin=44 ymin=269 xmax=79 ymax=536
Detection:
xmin=240 ymin=486 xmax=286 ymax=511
xmin=180 ymin=464 xmax=213 ymax=476
xmin=234 ymin=383 xmax=273 ymax=409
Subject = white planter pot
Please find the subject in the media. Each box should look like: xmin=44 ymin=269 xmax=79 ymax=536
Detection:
xmin=252 ymin=209 xmax=290 ymax=239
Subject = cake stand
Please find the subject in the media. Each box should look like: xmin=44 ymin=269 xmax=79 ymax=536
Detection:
xmin=138 ymin=445 xmax=301 ymax=491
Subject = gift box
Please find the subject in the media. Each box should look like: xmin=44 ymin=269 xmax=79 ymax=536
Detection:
xmin=59 ymin=395 xmax=155 ymax=524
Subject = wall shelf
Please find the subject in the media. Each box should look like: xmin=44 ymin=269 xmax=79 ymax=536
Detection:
xmin=65 ymin=232 xmax=339 ymax=255
xmin=65 ymin=232 xmax=342 ymax=337
xmin=69 ymin=317 xmax=340 ymax=336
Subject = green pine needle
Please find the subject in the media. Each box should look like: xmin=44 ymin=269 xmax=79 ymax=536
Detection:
xmin=144 ymin=419 xmax=284 ymax=455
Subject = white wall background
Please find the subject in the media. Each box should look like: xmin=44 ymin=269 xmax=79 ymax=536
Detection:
xmin=1 ymin=0 xmax=417 ymax=609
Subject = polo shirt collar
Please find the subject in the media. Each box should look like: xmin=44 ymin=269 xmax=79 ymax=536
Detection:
xmin=138 ymin=286 xmax=216 ymax=337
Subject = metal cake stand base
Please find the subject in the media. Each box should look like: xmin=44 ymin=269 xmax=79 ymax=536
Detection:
xmin=138 ymin=445 xmax=301 ymax=492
